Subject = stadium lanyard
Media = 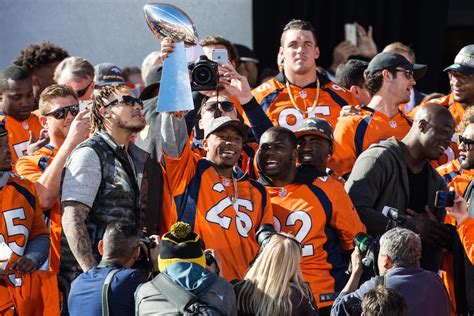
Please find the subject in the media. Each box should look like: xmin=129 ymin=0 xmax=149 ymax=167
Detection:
xmin=286 ymin=75 xmax=320 ymax=118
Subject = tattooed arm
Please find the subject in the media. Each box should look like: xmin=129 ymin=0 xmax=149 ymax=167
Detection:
xmin=62 ymin=201 xmax=97 ymax=271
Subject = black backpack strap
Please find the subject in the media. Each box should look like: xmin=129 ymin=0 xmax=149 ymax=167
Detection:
xmin=101 ymin=268 xmax=120 ymax=316
xmin=151 ymin=273 xmax=198 ymax=312
xmin=374 ymin=275 xmax=386 ymax=287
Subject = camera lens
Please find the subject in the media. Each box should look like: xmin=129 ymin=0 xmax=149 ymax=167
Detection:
xmin=192 ymin=64 xmax=214 ymax=86
xmin=353 ymin=232 xmax=373 ymax=253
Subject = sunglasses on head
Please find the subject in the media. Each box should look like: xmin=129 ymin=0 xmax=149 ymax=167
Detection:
xmin=395 ymin=68 xmax=414 ymax=79
xmin=105 ymin=95 xmax=143 ymax=108
xmin=75 ymin=80 xmax=93 ymax=98
xmin=44 ymin=104 xmax=79 ymax=119
xmin=459 ymin=135 xmax=474 ymax=147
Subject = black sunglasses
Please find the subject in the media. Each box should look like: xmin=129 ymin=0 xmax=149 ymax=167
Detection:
xmin=395 ymin=68 xmax=414 ymax=79
xmin=459 ymin=135 xmax=474 ymax=147
xmin=44 ymin=104 xmax=79 ymax=119
xmin=75 ymin=80 xmax=93 ymax=98
xmin=105 ymin=95 xmax=143 ymax=108
xmin=204 ymin=101 xmax=235 ymax=113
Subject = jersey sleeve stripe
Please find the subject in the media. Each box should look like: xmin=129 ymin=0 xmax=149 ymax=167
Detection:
xmin=174 ymin=160 xmax=212 ymax=230
xmin=354 ymin=115 xmax=373 ymax=157
xmin=248 ymin=180 xmax=267 ymax=230
xmin=307 ymin=183 xmax=348 ymax=291
xmin=260 ymin=89 xmax=282 ymax=113
xmin=321 ymin=87 xmax=351 ymax=108
xmin=7 ymin=181 xmax=36 ymax=210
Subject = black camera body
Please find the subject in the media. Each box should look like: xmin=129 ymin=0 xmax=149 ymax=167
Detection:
xmin=133 ymin=235 xmax=157 ymax=272
xmin=189 ymin=55 xmax=219 ymax=91
xmin=353 ymin=232 xmax=379 ymax=274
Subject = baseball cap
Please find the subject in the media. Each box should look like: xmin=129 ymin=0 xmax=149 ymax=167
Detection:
xmin=366 ymin=52 xmax=427 ymax=80
xmin=94 ymin=63 xmax=135 ymax=88
xmin=204 ymin=116 xmax=247 ymax=140
xmin=444 ymin=45 xmax=474 ymax=75
xmin=139 ymin=66 xmax=162 ymax=100
xmin=294 ymin=117 xmax=334 ymax=143
xmin=234 ymin=44 xmax=259 ymax=64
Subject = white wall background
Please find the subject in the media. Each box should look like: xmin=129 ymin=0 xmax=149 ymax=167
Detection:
xmin=0 ymin=0 xmax=252 ymax=69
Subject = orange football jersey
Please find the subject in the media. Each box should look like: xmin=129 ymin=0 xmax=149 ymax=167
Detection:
xmin=15 ymin=145 xmax=62 ymax=273
xmin=437 ymin=158 xmax=474 ymax=314
xmin=161 ymin=144 xmax=274 ymax=280
xmin=0 ymin=173 xmax=59 ymax=315
xmin=329 ymin=108 xmax=412 ymax=177
xmin=0 ymin=113 xmax=42 ymax=164
xmin=251 ymin=73 xmax=357 ymax=132
xmin=267 ymin=175 xmax=366 ymax=308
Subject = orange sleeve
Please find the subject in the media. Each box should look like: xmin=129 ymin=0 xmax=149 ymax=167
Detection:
xmin=161 ymin=143 xmax=199 ymax=196
xmin=15 ymin=156 xmax=42 ymax=182
xmin=28 ymin=183 xmax=49 ymax=239
xmin=457 ymin=216 xmax=474 ymax=265
xmin=328 ymin=116 xmax=359 ymax=177
xmin=328 ymin=179 xmax=366 ymax=250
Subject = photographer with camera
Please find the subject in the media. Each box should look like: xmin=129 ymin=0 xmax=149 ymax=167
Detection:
xmin=135 ymin=222 xmax=236 ymax=315
xmin=345 ymin=104 xmax=455 ymax=273
xmin=68 ymin=222 xmax=159 ymax=316
xmin=331 ymin=227 xmax=450 ymax=316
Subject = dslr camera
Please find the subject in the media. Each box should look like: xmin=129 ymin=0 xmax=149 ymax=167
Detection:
xmin=133 ymin=235 xmax=157 ymax=272
xmin=353 ymin=232 xmax=379 ymax=274
xmin=189 ymin=55 xmax=219 ymax=91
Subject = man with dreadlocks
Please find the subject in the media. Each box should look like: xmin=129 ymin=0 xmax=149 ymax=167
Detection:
xmin=59 ymin=84 xmax=156 ymax=304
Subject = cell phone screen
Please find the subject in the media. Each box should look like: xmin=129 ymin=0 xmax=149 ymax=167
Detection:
xmin=344 ymin=23 xmax=357 ymax=46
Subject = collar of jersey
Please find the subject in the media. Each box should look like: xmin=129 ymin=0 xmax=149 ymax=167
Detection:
xmin=0 ymin=171 xmax=11 ymax=188
xmin=275 ymin=71 xmax=330 ymax=89
xmin=258 ymin=165 xmax=326 ymax=187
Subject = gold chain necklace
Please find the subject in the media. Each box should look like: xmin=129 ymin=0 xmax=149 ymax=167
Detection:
xmin=286 ymin=75 xmax=320 ymax=117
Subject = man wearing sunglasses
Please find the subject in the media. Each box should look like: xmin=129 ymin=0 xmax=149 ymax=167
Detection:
xmin=59 ymin=84 xmax=161 ymax=300
xmin=437 ymin=109 xmax=474 ymax=314
xmin=0 ymin=65 xmax=43 ymax=164
xmin=328 ymin=52 xmax=425 ymax=179
xmin=16 ymin=84 xmax=90 ymax=277
xmin=54 ymin=57 xmax=95 ymax=101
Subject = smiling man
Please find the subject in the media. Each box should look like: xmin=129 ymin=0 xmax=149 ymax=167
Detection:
xmin=160 ymin=113 xmax=274 ymax=281
xmin=346 ymin=103 xmax=455 ymax=273
xmin=329 ymin=52 xmax=424 ymax=178
xmin=252 ymin=19 xmax=357 ymax=131
xmin=256 ymin=126 xmax=364 ymax=315
xmin=0 ymin=65 xmax=42 ymax=163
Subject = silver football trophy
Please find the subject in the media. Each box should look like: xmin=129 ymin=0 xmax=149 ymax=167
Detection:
xmin=143 ymin=3 xmax=198 ymax=112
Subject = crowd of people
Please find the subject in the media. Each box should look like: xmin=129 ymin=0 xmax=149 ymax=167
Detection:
xmin=1 ymin=17 xmax=474 ymax=316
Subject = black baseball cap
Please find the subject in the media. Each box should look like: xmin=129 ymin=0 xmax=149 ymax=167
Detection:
xmin=94 ymin=63 xmax=135 ymax=88
xmin=139 ymin=66 xmax=162 ymax=100
xmin=204 ymin=116 xmax=247 ymax=140
xmin=366 ymin=52 xmax=427 ymax=80
xmin=444 ymin=45 xmax=474 ymax=75
xmin=294 ymin=117 xmax=334 ymax=143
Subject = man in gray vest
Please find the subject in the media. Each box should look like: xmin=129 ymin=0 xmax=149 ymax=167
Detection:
xmin=60 ymin=84 xmax=159 ymax=289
